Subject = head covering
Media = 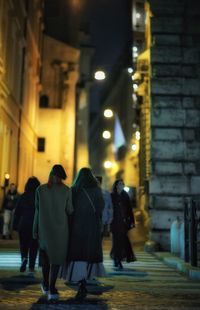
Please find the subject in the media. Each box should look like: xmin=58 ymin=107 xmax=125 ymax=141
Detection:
xmin=25 ymin=176 xmax=40 ymax=192
xmin=112 ymin=179 xmax=124 ymax=194
xmin=50 ymin=164 xmax=67 ymax=180
xmin=72 ymin=167 xmax=98 ymax=190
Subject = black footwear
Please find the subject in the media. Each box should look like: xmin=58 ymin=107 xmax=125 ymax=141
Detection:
xmin=2 ymin=235 xmax=6 ymax=240
xmin=118 ymin=261 xmax=123 ymax=270
xmin=20 ymin=258 xmax=27 ymax=272
xmin=9 ymin=234 xmax=12 ymax=240
xmin=75 ymin=280 xmax=87 ymax=300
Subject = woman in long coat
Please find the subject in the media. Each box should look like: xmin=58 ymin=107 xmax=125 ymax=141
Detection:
xmin=110 ymin=179 xmax=136 ymax=269
xmin=33 ymin=164 xmax=73 ymax=301
xmin=13 ymin=176 xmax=40 ymax=274
xmin=60 ymin=167 xmax=105 ymax=300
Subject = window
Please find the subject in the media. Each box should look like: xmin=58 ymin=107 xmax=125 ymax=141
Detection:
xmin=37 ymin=138 xmax=45 ymax=152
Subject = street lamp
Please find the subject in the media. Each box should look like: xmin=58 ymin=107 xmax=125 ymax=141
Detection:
xmin=102 ymin=130 xmax=111 ymax=139
xmin=104 ymin=160 xmax=112 ymax=169
xmin=94 ymin=70 xmax=106 ymax=80
xmin=104 ymin=109 xmax=113 ymax=118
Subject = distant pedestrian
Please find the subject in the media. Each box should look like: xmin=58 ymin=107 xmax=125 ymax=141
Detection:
xmin=2 ymin=183 xmax=19 ymax=240
xmin=96 ymin=176 xmax=113 ymax=237
xmin=33 ymin=164 xmax=73 ymax=302
xmin=13 ymin=177 xmax=40 ymax=275
xmin=110 ymin=179 xmax=136 ymax=269
xmin=60 ymin=167 xmax=106 ymax=301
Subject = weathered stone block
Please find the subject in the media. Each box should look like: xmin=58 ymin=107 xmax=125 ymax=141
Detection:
xmin=152 ymin=96 xmax=182 ymax=108
xmin=183 ymin=129 xmax=195 ymax=140
xmin=149 ymin=176 xmax=189 ymax=195
xmin=153 ymin=34 xmax=181 ymax=46
xmin=184 ymin=163 xmax=196 ymax=175
xmin=152 ymin=78 xmax=200 ymax=96
xmin=154 ymin=128 xmax=182 ymax=141
xmin=152 ymin=109 xmax=185 ymax=127
xmin=191 ymin=176 xmax=200 ymax=194
xmin=185 ymin=143 xmax=200 ymax=160
xmin=151 ymin=141 xmax=185 ymax=160
xmin=149 ymin=209 xmax=184 ymax=230
xmin=151 ymin=18 xmax=183 ymax=34
xmin=182 ymin=97 xmax=200 ymax=109
xmin=153 ymin=196 xmax=184 ymax=210
xmin=151 ymin=47 xmax=181 ymax=64
xmin=155 ymin=162 xmax=183 ymax=175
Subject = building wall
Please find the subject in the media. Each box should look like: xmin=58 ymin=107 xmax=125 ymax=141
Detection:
xmin=35 ymin=35 xmax=79 ymax=185
xmin=149 ymin=0 xmax=200 ymax=249
xmin=0 ymin=0 xmax=43 ymax=200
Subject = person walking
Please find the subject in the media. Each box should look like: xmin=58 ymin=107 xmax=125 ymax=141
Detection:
xmin=33 ymin=164 xmax=73 ymax=301
xmin=13 ymin=177 xmax=40 ymax=275
xmin=60 ymin=167 xmax=106 ymax=300
xmin=96 ymin=176 xmax=113 ymax=237
xmin=2 ymin=183 xmax=19 ymax=240
xmin=110 ymin=179 xmax=136 ymax=270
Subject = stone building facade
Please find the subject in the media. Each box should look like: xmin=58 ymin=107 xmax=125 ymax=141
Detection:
xmin=134 ymin=0 xmax=200 ymax=249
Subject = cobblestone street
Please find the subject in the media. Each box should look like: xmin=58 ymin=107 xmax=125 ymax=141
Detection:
xmin=1 ymin=239 xmax=200 ymax=310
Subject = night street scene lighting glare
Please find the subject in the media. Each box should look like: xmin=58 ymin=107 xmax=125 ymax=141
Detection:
xmin=131 ymin=144 xmax=137 ymax=151
xmin=124 ymin=186 xmax=130 ymax=192
xmin=102 ymin=130 xmax=111 ymax=139
xmin=104 ymin=160 xmax=112 ymax=169
xmin=104 ymin=109 xmax=113 ymax=118
xmin=94 ymin=70 xmax=106 ymax=80
xmin=136 ymin=131 xmax=140 ymax=140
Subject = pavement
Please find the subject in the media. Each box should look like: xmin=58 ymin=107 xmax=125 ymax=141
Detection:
xmin=0 ymin=228 xmax=200 ymax=309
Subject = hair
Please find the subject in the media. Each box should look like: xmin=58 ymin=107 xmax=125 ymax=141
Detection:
xmin=25 ymin=177 xmax=40 ymax=192
xmin=72 ymin=167 xmax=99 ymax=191
xmin=112 ymin=179 xmax=124 ymax=194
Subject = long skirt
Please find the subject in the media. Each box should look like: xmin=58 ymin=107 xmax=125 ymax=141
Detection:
xmin=110 ymin=231 xmax=136 ymax=262
xmin=59 ymin=261 xmax=106 ymax=283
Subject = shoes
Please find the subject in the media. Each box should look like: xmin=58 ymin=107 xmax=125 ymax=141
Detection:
xmin=2 ymin=235 xmax=6 ymax=240
xmin=20 ymin=258 xmax=27 ymax=272
xmin=48 ymin=288 xmax=59 ymax=301
xmin=118 ymin=261 xmax=123 ymax=270
xmin=9 ymin=234 xmax=12 ymax=240
xmin=41 ymin=283 xmax=49 ymax=295
xmin=75 ymin=279 xmax=87 ymax=300
xmin=27 ymin=269 xmax=35 ymax=277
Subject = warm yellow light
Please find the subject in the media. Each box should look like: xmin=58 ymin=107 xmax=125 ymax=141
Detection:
xmin=131 ymin=144 xmax=137 ymax=151
xmin=135 ymin=131 xmax=140 ymax=140
xmin=133 ymin=84 xmax=138 ymax=90
xmin=5 ymin=173 xmax=10 ymax=179
xmin=94 ymin=70 xmax=106 ymax=80
xmin=104 ymin=160 xmax=112 ymax=169
xmin=102 ymin=130 xmax=111 ymax=139
xmin=104 ymin=109 xmax=113 ymax=118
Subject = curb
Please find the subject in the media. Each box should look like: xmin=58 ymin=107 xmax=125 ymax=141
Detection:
xmin=153 ymin=252 xmax=200 ymax=281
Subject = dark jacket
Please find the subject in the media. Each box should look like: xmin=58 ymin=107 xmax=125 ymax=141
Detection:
xmin=13 ymin=191 xmax=36 ymax=232
xmin=111 ymin=190 xmax=135 ymax=233
xmin=68 ymin=186 xmax=104 ymax=263
xmin=2 ymin=190 xmax=19 ymax=211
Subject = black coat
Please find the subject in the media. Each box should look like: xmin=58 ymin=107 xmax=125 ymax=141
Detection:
xmin=2 ymin=190 xmax=19 ymax=211
xmin=68 ymin=186 xmax=104 ymax=263
xmin=13 ymin=191 xmax=36 ymax=233
xmin=110 ymin=190 xmax=135 ymax=262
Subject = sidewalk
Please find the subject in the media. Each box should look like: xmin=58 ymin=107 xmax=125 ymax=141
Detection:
xmin=154 ymin=251 xmax=200 ymax=281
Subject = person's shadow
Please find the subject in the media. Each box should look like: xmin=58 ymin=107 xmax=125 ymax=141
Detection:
xmin=29 ymin=283 xmax=114 ymax=309
xmin=0 ymin=274 xmax=40 ymax=291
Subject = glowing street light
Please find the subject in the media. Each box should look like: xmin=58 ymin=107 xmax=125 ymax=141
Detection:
xmin=102 ymin=130 xmax=111 ymax=139
xmin=104 ymin=160 xmax=112 ymax=169
xmin=94 ymin=70 xmax=106 ymax=80
xmin=135 ymin=131 xmax=140 ymax=140
xmin=136 ymin=12 xmax=141 ymax=19
xmin=104 ymin=109 xmax=113 ymax=118
xmin=131 ymin=144 xmax=137 ymax=151
xmin=128 ymin=67 xmax=133 ymax=74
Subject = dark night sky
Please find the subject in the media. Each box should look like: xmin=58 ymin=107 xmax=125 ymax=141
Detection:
xmin=44 ymin=0 xmax=132 ymax=111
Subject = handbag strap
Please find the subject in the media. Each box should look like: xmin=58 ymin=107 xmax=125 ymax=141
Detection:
xmin=82 ymin=188 xmax=96 ymax=213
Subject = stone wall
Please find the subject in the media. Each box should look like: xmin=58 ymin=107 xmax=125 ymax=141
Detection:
xmin=149 ymin=0 xmax=200 ymax=249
